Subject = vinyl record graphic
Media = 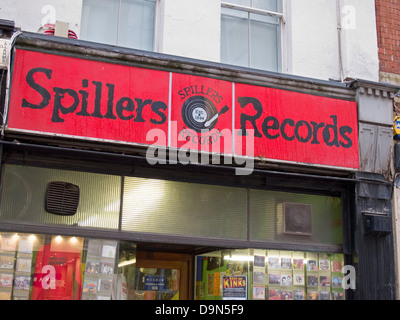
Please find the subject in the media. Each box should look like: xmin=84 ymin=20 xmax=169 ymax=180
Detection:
xmin=181 ymin=96 xmax=218 ymax=132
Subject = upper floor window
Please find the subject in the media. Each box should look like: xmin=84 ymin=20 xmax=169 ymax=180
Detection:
xmin=80 ymin=0 xmax=156 ymax=51
xmin=221 ymin=0 xmax=283 ymax=72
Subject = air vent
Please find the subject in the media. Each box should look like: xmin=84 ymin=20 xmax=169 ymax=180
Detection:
xmin=45 ymin=181 xmax=80 ymax=216
xmin=283 ymin=202 xmax=312 ymax=236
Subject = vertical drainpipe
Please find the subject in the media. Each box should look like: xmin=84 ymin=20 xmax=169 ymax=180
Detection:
xmin=394 ymin=173 xmax=400 ymax=299
xmin=336 ymin=0 xmax=344 ymax=81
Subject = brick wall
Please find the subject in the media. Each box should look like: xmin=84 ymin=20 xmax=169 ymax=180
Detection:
xmin=375 ymin=0 xmax=400 ymax=79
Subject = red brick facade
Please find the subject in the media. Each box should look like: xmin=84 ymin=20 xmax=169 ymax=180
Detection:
xmin=375 ymin=0 xmax=400 ymax=77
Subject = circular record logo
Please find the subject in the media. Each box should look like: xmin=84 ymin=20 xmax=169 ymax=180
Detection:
xmin=181 ymin=96 xmax=229 ymax=133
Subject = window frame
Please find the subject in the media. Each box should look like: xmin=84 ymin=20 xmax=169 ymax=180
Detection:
xmin=80 ymin=0 xmax=159 ymax=52
xmin=220 ymin=0 xmax=287 ymax=73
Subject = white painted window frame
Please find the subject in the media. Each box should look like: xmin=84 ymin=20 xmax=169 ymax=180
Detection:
xmin=221 ymin=0 xmax=290 ymax=73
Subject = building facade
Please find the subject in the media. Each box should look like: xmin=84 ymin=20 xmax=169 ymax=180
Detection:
xmin=375 ymin=0 xmax=400 ymax=299
xmin=0 ymin=0 xmax=398 ymax=300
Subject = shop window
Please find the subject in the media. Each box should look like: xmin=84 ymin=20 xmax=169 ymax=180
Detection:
xmin=0 ymin=232 xmax=137 ymax=300
xmin=221 ymin=0 xmax=283 ymax=72
xmin=121 ymin=177 xmax=248 ymax=239
xmin=0 ymin=165 xmax=121 ymax=230
xmin=195 ymin=248 xmax=345 ymax=300
xmin=249 ymin=189 xmax=343 ymax=247
xmin=80 ymin=0 xmax=156 ymax=51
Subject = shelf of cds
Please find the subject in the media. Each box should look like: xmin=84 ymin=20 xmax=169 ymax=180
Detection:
xmin=195 ymin=249 xmax=345 ymax=300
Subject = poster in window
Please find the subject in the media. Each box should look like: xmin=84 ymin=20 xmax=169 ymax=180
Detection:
xmin=16 ymin=258 xmax=32 ymax=273
xmin=293 ymin=258 xmax=304 ymax=270
xmin=281 ymin=257 xmax=292 ymax=269
xmin=268 ymin=273 xmax=280 ymax=285
xmin=332 ymin=276 xmax=342 ymax=288
xmin=307 ymin=291 xmax=319 ymax=300
xmin=319 ymin=291 xmax=331 ymax=300
xmin=294 ymin=289 xmax=305 ymax=300
xmin=85 ymin=261 xmax=100 ymax=274
xmin=100 ymin=261 xmax=114 ymax=275
xmin=281 ymin=290 xmax=293 ymax=300
xmin=0 ymin=235 xmax=17 ymax=252
xmin=332 ymin=261 xmax=343 ymax=273
xmin=14 ymin=276 xmax=30 ymax=291
xmin=101 ymin=244 xmax=116 ymax=259
xmin=83 ymin=279 xmax=97 ymax=293
xmin=293 ymin=272 xmax=304 ymax=286
xmin=268 ymin=257 xmax=280 ymax=269
xmin=253 ymin=271 xmax=265 ymax=284
xmin=320 ymin=275 xmax=330 ymax=287
xmin=253 ymin=255 xmax=265 ymax=268
xmin=268 ymin=289 xmax=281 ymax=300
xmin=17 ymin=237 xmax=33 ymax=254
xmin=252 ymin=285 xmax=265 ymax=300
xmin=280 ymin=273 xmax=292 ymax=287
xmin=207 ymin=274 xmax=214 ymax=296
xmin=87 ymin=239 xmax=102 ymax=257
xmin=0 ymin=255 xmax=14 ymax=269
xmin=213 ymin=272 xmax=220 ymax=296
xmin=319 ymin=259 xmax=330 ymax=271
xmin=307 ymin=275 xmax=318 ymax=287
xmin=222 ymin=276 xmax=247 ymax=300
xmin=0 ymin=273 xmax=13 ymax=287
xmin=98 ymin=279 xmax=112 ymax=292
xmin=333 ymin=292 xmax=344 ymax=300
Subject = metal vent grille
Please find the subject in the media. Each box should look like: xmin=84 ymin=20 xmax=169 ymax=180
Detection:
xmin=283 ymin=202 xmax=312 ymax=236
xmin=45 ymin=181 xmax=80 ymax=216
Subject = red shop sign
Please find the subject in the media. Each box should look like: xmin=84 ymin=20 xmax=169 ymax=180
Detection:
xmin=6 ymin=49 xmax=359 ymax=169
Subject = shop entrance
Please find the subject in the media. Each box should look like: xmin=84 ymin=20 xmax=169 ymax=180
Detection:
xmin=134 ymin=251 xmax=193 ymax=300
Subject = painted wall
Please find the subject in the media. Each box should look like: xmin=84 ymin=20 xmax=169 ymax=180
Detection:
xmin=0 ymin=0 xmax=82 ymax=36
xmin=290 ymin=0 xmax=379 ymax=82
xmin=340 ymin=0 xmax=380 ymax=82
xmin=0 ymin=0 xmax=379 ymax=81
xmin=159 ymin=0 xmax=221 ymax=62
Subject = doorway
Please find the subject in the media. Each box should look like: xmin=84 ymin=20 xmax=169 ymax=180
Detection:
xmin=134 ymin=251 xmax=193 ymax=300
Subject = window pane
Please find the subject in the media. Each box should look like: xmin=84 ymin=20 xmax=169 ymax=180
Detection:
xmin=250 ymin=14 xmax=280 ymax=71
xmin=0 ymin=232 xmax=137 ymax=300
xmin=121 ymin=177 xmax=247 ymax=240
xmin=252 ymin=0 xmax=280 ymax=12
xmin=195 ymin=249 xmax=345 ymax=300
xmin=119 ymin=0 xmax=155 ymax=51
xmin=221 ymin=8 xmax=249 ymax=68
xmin=0 ymin=165 xmax=121 ymax=230
xmin=224 ymin=0 xmax=251 ymax=6
xmin=249 ymin=189 xmax=343 ymax=247
xmin=80 ymin=0 xmax=119 ymax=46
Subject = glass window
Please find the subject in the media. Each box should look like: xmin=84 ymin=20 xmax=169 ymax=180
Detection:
xmin=80 ymin=0 xmax=156 ymax=51
xmin=195 ymin=248 xmax=346 ymax=300
xmin=249 ymin=189 xmax=343 ymax=247
xmin=121 ymin=177 xmax=248 ymax=240
xmin=0 ymin=232 xmax=137 ymax=300
xmin=221 ymin=0 xmax=282 ymax=72
xmin=0 ymin=165 xmax=121 ymax=230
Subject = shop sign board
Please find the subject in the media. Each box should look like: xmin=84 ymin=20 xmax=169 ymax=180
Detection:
xmin=6 ymin=49 xmax=359 ymax=170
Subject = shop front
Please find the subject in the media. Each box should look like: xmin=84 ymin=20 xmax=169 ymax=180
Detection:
xmin=0 ymin=32 xmax=395 ymax=300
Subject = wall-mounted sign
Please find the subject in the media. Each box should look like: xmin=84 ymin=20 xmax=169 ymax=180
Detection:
xmin=6 ymin=49 xmax=359 ymax=170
